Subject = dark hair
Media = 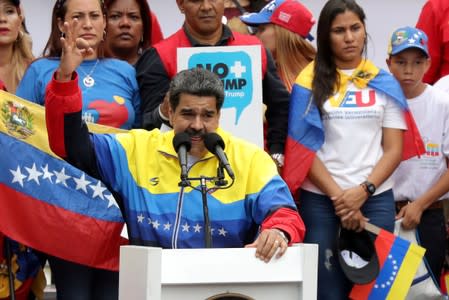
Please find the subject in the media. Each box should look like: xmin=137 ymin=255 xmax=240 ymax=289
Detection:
xmin=42 ymin=0 xmax=106 ymax=57
xmin=312 ymin=0 xmax=367 ymax=113
xmin=103 ymin=0 xmax=152 ymax=52
xmin=169 ymin=68 xmax=224 ymax=112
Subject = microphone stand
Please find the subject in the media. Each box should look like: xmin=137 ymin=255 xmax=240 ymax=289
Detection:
xmin=178 ymin=167 xmax=234 ymax=249
xmin=199 ymin=176 xmax=212 ymax=248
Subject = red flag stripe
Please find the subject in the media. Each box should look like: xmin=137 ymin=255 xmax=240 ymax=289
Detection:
xmin=0 ymin=184 xmax=126 ymax=271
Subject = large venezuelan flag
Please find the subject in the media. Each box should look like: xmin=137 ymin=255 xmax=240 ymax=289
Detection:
xmin=0 ymin=90 xmax=127 ymax=271
xmin=282 ymin=60 xmax=425 ymax=194
xmin=350 ymin=227 xmax=426 ymax=300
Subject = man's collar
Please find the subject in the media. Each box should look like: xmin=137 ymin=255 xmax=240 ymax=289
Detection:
xmin=183 ymin=24 xmax=234 ymax=47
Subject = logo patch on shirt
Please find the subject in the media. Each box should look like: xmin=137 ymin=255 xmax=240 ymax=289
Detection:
xmin=149 ymin=177 xmax=159 ymax=186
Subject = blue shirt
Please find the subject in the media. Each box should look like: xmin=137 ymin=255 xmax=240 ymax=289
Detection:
xmin=17 ymin=58 xmax=141 ymax=129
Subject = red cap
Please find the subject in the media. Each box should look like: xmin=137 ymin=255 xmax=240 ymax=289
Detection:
xmin=270 ymin=0 xmax=315 ymax=40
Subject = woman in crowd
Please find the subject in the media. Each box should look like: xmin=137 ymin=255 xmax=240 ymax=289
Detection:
xmin=0 ymin=1 xmax=46 ymax=299
xmin=240 ymin=0 xmax=316 ymax=91
xmin=283 ymin=0 xmax=423 ymax=298
xmin=17 ymin=0 xmax=140 ymax=130
xmin=15 ymin=0 xmax=141 ymax=299
xmin=104 ymin=0 xmax=163 ymax=65
xmin=0 ymin=0 xmax=32 ymax=93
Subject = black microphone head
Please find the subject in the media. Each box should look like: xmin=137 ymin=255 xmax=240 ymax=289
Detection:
xmin=204 ymin=132 xmax=225 ymax=154
xmin=173 ymin=132 xmax=192 ymax=152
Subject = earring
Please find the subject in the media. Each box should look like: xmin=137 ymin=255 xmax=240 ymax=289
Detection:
xmin=60 ymin=31 xmax=66 ymax=38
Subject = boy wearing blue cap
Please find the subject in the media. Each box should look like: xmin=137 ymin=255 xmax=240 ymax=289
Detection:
xmin=387 ymin=26 xmax=449 ymax=282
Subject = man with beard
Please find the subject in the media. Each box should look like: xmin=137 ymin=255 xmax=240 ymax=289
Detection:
xmin=135 ymin=0 xmax=290 ymax=168
xmin=45 ymin=64 xmax=305 ymax=261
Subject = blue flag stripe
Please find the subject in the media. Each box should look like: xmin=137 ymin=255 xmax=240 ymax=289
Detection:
xmin=368 ymin=237 xmax=410 ymax=299
xmin=0 ymin=132 xmax=123 ymax=223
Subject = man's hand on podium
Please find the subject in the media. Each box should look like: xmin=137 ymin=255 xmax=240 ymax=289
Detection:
xmin=244 ymin=228 xmax=288 ymax=263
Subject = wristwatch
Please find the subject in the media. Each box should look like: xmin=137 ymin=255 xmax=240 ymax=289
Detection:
xmin=360 ymin=181 xmax=376 ymax=196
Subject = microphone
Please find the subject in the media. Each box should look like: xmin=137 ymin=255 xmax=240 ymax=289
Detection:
xmin=172 ymin=132 xmax=192 ymax=182
xmin=204 ymin=133 xmax=235 ymax=180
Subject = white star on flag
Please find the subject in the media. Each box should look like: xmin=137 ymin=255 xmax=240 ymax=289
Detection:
xmin=163 ymin=222 xmax=172 ymax=231
xmin=105 ymin=193 xmax=119 ymax=208
xmin=73 ymin=173 xmax=91 ymax=193
xmin=137 ymin=214 xmax=145 ymax=223
xmin=152 ymin=220 xmax=160 ymax=229
xmin=182 ymin=222 xmax=190 ymax=232
xmin=218 ymin=227 xmax=227 ymax=236
xmin=193 ymin=223 xmax=202 ymax=233
xmin=10 ymin=166 xmax=26 ymax=187
xmin=41 ymin=164 xmax=54 ymax=183
xmin=26 ymin=163 xmax=43 ymax=185
xmin=90 ymin=180 xmax=106 ymax=200
xmin=54 ymin=167 xmax=71 ymax=187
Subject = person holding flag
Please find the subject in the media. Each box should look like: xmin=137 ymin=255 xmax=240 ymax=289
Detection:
xmin=281 ymin=0 xmax=425 ymax=299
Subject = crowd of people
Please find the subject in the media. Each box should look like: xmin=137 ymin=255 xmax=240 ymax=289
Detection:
xmin=0 ymin=0 xmax=448 ymax=299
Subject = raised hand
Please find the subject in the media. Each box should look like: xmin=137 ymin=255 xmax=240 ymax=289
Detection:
xmin=57 ymin=19 xmax=94 ymax=81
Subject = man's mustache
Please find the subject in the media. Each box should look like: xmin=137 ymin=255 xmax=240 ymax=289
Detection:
xmin=185 ymin=130 xmax=205 ymax=138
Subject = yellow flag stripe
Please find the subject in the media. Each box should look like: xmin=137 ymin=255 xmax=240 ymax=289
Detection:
xmin=386 ymin=243 xmax=426 ymax=300
xmin=0 ymin=90 xmax=124 ymax=159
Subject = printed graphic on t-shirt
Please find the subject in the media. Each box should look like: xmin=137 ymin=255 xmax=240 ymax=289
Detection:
xmin=82 ymin=95 xmax=130 ymax=128
xmin=425 ymin=141 xmax=440 ymax=157
xmin=323 ymin=89 xmax=382 ymax=121
xmin=330 ymin=90 xmax=376 ymax=108
xmin=414 ymin=136 xmax=443 ymax=170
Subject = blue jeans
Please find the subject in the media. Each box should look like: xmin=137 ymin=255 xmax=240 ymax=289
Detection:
xmin=49 ymin=256 xmax=118 ymax=300
xmin=298 ymin=189 xmax=395 ymax=300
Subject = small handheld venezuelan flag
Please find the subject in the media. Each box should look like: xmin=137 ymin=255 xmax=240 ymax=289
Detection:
xmin=349 ymin=223 xmax=426 ymax=300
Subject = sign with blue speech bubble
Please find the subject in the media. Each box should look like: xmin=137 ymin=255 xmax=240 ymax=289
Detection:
xmin=177 ymin=46 xmax=263 ymax=148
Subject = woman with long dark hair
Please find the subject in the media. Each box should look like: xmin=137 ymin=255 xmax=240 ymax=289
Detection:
xmin=283 ymin=0 xmax=423 ymax=298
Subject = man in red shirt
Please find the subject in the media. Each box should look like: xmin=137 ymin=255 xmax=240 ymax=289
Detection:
xmin=416 ymin=0 xmax=449 ymax=84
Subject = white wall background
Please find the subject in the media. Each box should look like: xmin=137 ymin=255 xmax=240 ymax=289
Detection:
xmin=22 ymin=0 xmax=426 ymax=70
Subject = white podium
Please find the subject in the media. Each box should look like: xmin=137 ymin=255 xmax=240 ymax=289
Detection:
xmin=119 ymin=244 xmax=318 ymax=300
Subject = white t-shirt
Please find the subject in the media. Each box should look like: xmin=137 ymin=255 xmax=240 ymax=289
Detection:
xmin=302 ymin=77 xmax=407 ymax=195
xmin=434 ymin=75 xmax=449 ymax=94
xmin=393 ymin=85 xmax=449 ymax=201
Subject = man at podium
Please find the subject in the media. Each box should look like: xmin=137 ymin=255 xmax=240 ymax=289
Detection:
xmin=44 ymin=31 xmax=305 ymax=263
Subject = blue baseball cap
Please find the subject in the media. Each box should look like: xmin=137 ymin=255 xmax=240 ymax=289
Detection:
xmin=388 ymin=26 xmax=429 ymax=57
xmin=240 ymin=0 xmax=315 ymax=41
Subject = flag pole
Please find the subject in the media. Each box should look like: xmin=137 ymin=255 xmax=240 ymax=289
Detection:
xmin=364 ymin=222 xmax=381 ymax=235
